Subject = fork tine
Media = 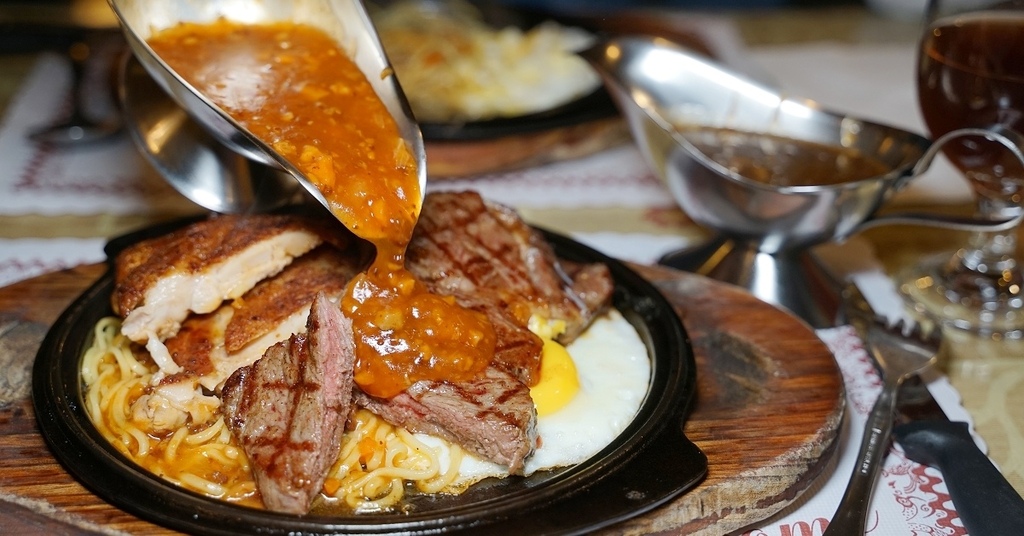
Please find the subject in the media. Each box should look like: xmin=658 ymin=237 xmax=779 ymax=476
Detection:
xmin=894 ymin=318 xmax=915 ymax=338
xmin=874 ymin=315 xmax=941 ymax=349
xmin=843 ymin=283 xmax=940 ymax=344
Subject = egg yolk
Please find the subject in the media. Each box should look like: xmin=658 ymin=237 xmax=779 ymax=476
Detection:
xmin=528 ymin=316 xmax=580 ymax=417
xmin=530 ymin=338 xmax=580 ymax=416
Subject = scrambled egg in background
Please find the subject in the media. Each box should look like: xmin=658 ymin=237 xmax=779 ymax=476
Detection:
xmin=371 ymin=0 xmax=601 ymax=123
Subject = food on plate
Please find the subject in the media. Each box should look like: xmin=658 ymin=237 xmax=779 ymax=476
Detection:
xmin=83 ymin=17 xmax=650 ymax=515
xmin=111 ymin=214 xmax=339 ymax=379
xmin=84 ymin=193 xmax=650 ymax=513
xmin=370 ymin=0 xmax=601 ymax=123
xmin=221 ymin=292 xmax=355 ymax=513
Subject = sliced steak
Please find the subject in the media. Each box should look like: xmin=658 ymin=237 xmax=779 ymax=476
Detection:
xmin=407 ymin=190 xmax=614 ymax=384
xmin=441 ymin=292 xmax=543 ymax=386
xmin=221 ymin=292 xmax=355 ymax=514
xmin=353 ymin=365 xmax=538 ymax=474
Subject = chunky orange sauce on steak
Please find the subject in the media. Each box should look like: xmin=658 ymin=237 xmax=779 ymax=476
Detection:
xmin=148 ymin=20 xmax=495 ymax=397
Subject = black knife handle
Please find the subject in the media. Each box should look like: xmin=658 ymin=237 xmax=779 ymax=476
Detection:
xmin=894 ymin=420 xmax=1024 ymax=535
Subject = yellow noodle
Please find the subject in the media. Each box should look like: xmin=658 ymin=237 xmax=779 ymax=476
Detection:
xmin=186 ymin=418 xmax=226 ymax=444
xmin=84 ymin=374 xmax=105 ymax=431
xmin=163 ymin=425 xmax=189 ymax=463
xmin=82 ymin=317 xmax=468 ymax=512
xmin=196 ymin=443 xmax=241 ymax=466
xmin=126 ymin=425 xmax=152 ymax=457
xmin=80 ymin=343 xmax=104 ymax=385
xmin=178 ymin=472 xmax=227 ymax=497
xmin=325 ymin=409 xmax=463 ymax=510
xmin=418 ymin=443 xmax=463 ymax=494
xmin=346 ymin=478 xmax=404 ymax=512
xmin=107 ymin=377 xmax=135 ymax=429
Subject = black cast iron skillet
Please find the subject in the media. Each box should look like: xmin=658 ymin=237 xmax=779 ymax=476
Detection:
xmin=33 ymin=212 xmax=706 ymax=535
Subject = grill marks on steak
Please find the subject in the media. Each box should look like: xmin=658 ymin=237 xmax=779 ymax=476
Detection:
xmin=407 ymin=191 xmax=613 ymax=385
xmin=115 ymin=191 xmax=614 ymax=512
xmin=441 ymin=293 xmax=543 ymax=386
xmin=221 ymin=293 xmax=355 ymax=514
xmin=354 ymin=365 xmax=538 ymax=475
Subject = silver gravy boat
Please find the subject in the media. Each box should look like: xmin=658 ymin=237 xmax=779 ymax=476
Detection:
xmin=119 ymin=54 xmax=301 ymax=214
xmin=581 ymin=35 xmax=1023 ymax=328
xmin=106 ymin=0 xmax=427 ymax=214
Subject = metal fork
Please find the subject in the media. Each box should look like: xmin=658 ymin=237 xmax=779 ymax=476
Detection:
xmin=823 ymin=317 xmax=940 ymax=535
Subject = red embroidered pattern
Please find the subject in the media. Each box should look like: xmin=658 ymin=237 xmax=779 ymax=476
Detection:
xmin=884 ymin=449 xmax=965 ymax=535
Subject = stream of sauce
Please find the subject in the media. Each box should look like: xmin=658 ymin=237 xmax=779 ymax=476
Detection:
xmin=148 ymin=20 xmax=495 ymax=397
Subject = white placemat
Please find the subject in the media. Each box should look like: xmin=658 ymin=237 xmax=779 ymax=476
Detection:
xmin=0 ymin=54 xmax=184 ymax=216
xmin=429 ymin=144 xmax=674 ymax=210
xmin=0 ymin=238 xmax=106 ymax=289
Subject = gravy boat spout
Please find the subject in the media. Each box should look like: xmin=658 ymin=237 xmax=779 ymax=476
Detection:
xmin=581 ymin=35 xmax=1016 ymax=327
xmin=107 ymin=0 xmax=427 ymax=214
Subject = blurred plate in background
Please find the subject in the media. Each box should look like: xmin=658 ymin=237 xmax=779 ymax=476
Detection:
xmin=370 ymin=0 xmax=723 ymax=178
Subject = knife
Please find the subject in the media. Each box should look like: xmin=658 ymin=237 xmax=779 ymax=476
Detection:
xmin=841 ymin=284 xmax=1024 ymax=535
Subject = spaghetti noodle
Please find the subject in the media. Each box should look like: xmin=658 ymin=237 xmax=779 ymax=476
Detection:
xmin=81 ymin=317 xmax=464 ymax=512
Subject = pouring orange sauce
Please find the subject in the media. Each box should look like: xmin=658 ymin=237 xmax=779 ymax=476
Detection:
xmin=148 ymin=20 xmax=495 ymax=397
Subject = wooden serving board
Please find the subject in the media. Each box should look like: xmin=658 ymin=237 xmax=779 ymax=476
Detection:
xmin=0 ymin=262 xmax=843 ymax=535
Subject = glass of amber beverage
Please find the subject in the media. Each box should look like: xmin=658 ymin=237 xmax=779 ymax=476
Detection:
xmin=899 ymin=0 xmax=1024 ymax=335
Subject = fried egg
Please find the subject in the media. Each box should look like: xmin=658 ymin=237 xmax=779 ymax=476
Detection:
xmin=415 ymin=308 xmax=651 ymax=489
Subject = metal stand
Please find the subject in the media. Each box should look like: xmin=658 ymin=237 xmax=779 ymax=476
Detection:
xmin=659 ymin=237 xmax=842 ymax=329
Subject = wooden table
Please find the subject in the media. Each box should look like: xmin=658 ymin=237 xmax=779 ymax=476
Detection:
xmin=0 ymin=258 xmax=843 ymax=535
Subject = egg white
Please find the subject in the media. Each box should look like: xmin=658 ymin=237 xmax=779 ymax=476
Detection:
xmin=416 ymin=308 xmax=651 ymax=490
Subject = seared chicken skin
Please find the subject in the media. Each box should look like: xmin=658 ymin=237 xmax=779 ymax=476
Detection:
xmin=162 ymin=245 xmax=361 ymax=391
xmin=111 ymin=214 xmax=338 ymax=377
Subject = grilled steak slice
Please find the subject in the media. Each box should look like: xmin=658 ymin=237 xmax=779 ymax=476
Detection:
xmin=353 ymin=365 xmax=538 ymax=474
xmin=407 ymin=190 xmax=614 ymax=384
xmin=112 ymin=214 xmax=341 ymax=376
xmin=441 ymin=292 xmax=543 ymax=386
xmin=221 ymin=293 xmax=355 ymax=514
xmin=559 ymin=260 xmax=615 ymax=337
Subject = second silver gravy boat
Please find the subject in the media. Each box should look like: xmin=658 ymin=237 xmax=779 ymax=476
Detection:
xmin=582 ymin=35 xmax=1024 ymax=328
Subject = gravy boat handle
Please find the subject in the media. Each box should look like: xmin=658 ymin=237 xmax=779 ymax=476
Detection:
xmin=858 ymin=124 xmax=1024 ymax=234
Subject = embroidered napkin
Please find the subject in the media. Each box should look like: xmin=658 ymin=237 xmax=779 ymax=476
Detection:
xmin=0 ymin=53 xmax=185 ymax=217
